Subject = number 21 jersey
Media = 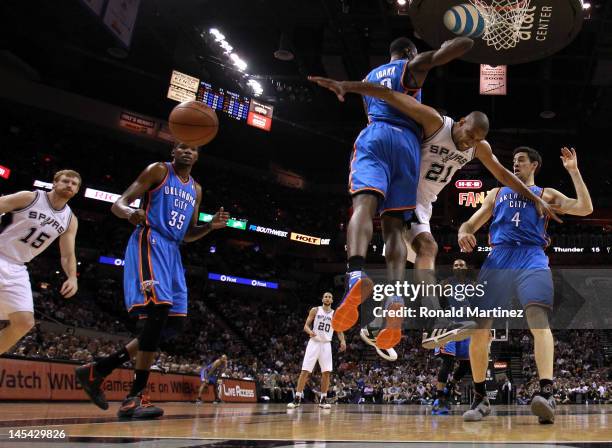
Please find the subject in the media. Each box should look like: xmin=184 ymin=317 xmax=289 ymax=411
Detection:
xmin=142 ymin=163 xmax=196 ymax=242
xmin=0 ymin=190 xmax=73 ymax=264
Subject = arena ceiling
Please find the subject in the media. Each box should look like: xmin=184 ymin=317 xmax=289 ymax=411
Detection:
xmin=1 ymin=0 xmax=611 ymax=178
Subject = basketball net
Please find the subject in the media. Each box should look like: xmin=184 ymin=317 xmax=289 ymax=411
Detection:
xmin=470 ymin=0 xmax=532 ymax=51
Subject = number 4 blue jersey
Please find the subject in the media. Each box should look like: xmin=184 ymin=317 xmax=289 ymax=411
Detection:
xmin=489 ymin=185 xmax=550 ymax=247
xmin=363 ymin=59 xmax=422 ymax=135
xmin=142 ymin=162 xmax=197 ymax=242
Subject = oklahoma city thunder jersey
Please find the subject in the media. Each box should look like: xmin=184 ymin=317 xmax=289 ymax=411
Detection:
xmin=489 ymin=186 xmax=550 ymax=247
xmin=142 ymin=163 xmax=196 ymax=242
xmin=364 ymin=59 xmax=422 ymax=134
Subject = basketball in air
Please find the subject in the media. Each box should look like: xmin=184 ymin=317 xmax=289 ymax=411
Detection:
xmin=443 ymin=4 xmax=486 ymax=38
xmin=169 ymin=101 xmax=219 ymax=147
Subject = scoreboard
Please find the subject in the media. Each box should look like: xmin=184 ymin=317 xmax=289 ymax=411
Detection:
xmin=169 ymin=71 xmax=273 ymax=131
xmin=196 ymin=82 xmax=224 ymax=111
xmin=222 ymin=90 xmax=250 ymax=121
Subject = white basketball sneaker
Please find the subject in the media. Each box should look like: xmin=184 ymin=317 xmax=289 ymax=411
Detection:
xmin=319 ymin=397 xmax=332 ymax=409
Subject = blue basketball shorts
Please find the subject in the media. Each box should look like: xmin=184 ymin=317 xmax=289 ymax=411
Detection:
xmin=124 ymin=227 xmax=188 ymax=316
xmin=475 ymin=245 xmax=553 ymax=311
xmin=435 ymin=338 xmax=470 ymax=360
xmin=200 ymin=370 xmax=216 ymax=384
xmin=349 ymin=121 xmax=421 ymax=220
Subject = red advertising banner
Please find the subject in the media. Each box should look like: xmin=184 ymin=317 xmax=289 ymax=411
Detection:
xmin=0 ymin=358 xmax=256 ymax=402
xmin=118 ymin=111 xmax=156 ymax=136
xmin=219 ymin=378 xmax=257 ymax=402
xmin=247 ymin=112 xmax=272 ymax=131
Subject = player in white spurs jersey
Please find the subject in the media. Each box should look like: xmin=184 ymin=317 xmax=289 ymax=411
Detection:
xmin=0 ymin=170 xmax=80 ymax=355
xmin=287 ymin=292 xmax=346 ymax=409
xmin=310 ymin=77 xmax=560 ymax=353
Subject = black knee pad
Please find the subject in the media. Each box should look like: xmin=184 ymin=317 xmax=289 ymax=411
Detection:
xmin=160 ymin=316 xmax=185 ymax=340
xmin=438 ymin=354 xmax=455 ymax=384
xmin=138 ymin=305 xmax=170 ymax=352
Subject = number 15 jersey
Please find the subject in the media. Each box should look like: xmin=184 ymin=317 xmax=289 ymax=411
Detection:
xmin=142 ymin=163 xmax=196 ymax=242
xmin=0 ymin=190 xmax=73 ymax=264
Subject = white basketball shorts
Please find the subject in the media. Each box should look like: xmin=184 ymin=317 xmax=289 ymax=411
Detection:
xmin=301 ymin=339 xmax=333 ymax=373
xmin=0 ymin=256 xmax=33 ymax=320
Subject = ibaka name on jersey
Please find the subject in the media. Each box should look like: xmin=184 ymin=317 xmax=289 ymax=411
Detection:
xmin=27 ymin=211 xmax=66 ymax=233
xmin=374 ymin=66 xmax=396 ymax=80
xmin=163 ymin=186 xmax=196 ymax=212
xmin=428 ymin=145 xmax=470 ymax=165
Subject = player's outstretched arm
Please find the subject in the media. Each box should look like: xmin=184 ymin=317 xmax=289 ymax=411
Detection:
xmin=543 ymin=147 xmax=593 ymax=216
xmin=184 ymin=183 xmax=230 ymax=243
xmin=111 ymin=162 xmax=168 ymax=225
xmin=407 ymin=37 xmax=474 ymax=83
xmin=0 ymin=191 xmax=37 ymax=214
xmin=304 ymin=307 xmax=317 ymax=338
xmin=475 ymin=141 xmax=562 ymax=223
xmin=308 ymin=76 xmax=443 ymax=137
xmin=58 ymin=216 xmax=79 ymax=298
xmin=458 ymin=188 xmax=498 ymax=252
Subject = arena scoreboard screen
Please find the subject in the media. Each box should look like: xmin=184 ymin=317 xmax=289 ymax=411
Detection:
xmin=169 ymin=71 xmax=273 ymax=131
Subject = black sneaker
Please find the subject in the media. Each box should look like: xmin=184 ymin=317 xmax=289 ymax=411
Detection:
xmin=75 ymin=363 xmax=109 ymax=410
xmin=117 ymin=394 xmax=164 ymax=419
xmin=531 ymin=394 xmax=556 ymax=424
xmin=287 ymin=396 xmax=302 ymax=409
xmin=421 ymin=319 xmax=477 ymax=349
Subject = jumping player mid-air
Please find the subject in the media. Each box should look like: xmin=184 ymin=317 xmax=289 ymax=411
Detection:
xmin=287 ymin=292 xmax=346 ymax=409
xmin=309 ymin=77 xmax=560 ymax=354
xmin=0 ymin=170 xmax=80 ymax=355
xmin=317 ymin=36 xmax=476 ymax=354
xmin=458 ymin=147 xmax=592 ymax=424
xmin=432 ymin=259 xmax=473 ymax=415
xmin=75 ymin=142 xmax=229 ymax=419
xmin=197 ymin=354 xmax=228 ymax=404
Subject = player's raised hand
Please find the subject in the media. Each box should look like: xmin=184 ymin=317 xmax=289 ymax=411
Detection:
xmin=534 ymin=197 xmax=563 ymax=223
xmin=560 ymin=147 xmax=578 ymax=172
xmin=128 ymin=209 xmax=146 ymax=226
xmin=211 ymin=207 xmax=230 ymax=229
xmin=308 ymin=76 xmax=346 ymax=102
xmin=60 ymin=277 xmax=78 ymax=298
xmin=458 ymin=231 xmax=477 ymax=253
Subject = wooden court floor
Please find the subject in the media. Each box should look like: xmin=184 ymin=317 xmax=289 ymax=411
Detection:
xmin=0 ymin=402 xmax=610 ymax=447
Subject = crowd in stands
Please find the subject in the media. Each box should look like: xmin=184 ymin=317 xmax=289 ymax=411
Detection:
xmin=1 ymin=106 xmax=611 ymax=406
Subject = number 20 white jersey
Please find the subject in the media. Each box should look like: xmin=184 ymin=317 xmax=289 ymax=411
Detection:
xmin=312 ymin=306 xmax=334 ymax=342
xmin=415 ymin=116 xmax=477 ymax=224
xmin=0 ymin=190 xmax=73 ymax=264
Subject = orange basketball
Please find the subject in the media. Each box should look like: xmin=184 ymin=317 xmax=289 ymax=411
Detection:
xmin=168 ymin=101 xmax=219 ymax=146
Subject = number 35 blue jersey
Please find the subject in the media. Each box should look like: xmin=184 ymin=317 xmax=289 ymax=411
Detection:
xmin=142 ymin=162 xmax=197 ymax=242
xmin=489 ymin=185 xmax=550 ymax=247
xmin=363 ymin=59 xmax=422 ymax=135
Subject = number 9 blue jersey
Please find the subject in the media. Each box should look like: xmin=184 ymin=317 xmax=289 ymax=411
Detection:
xmin=141 ymin=162 xmax=197 ymax=242
xmin=363 ymin=59 xmax=422 ymax=135
xmin=489 ymin=186 xmax=550 ymax=248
